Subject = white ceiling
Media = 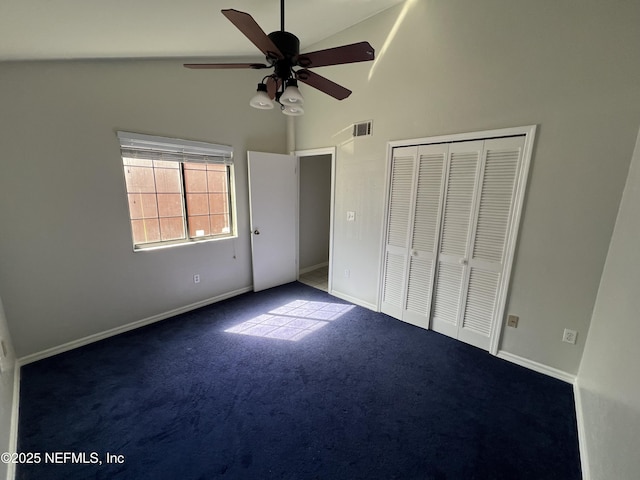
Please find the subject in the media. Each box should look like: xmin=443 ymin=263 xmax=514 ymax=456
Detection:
xmin=0 ymin=0 xmax=404 ymax=61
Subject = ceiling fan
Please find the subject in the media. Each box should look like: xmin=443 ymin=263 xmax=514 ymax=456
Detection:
xmin=184 ymin=0 xmax=375 ymax=115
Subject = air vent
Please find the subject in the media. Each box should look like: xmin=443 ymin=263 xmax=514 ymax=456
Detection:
xmin=353 ymin=121 xmax=373 ymax=137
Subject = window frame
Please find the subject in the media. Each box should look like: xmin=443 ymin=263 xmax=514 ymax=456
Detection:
xmin=117 ymin=131 xmax=236 ymax=251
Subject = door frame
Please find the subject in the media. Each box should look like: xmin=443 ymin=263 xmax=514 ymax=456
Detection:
xmin=379 ymin=125 xmax=537 ymax=355
xmin=293 ymin=146 xmax=337 ymax=294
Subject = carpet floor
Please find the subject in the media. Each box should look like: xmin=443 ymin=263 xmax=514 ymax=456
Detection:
xmin=17 ymin=282 xmax=582 ymax=479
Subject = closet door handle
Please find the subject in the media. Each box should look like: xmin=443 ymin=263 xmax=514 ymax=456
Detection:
xmin=459 ymin=258 xmax=468 ymax=265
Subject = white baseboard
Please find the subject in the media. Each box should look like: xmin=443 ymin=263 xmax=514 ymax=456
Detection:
xmin=497 ymin=350 xmax=576 ymax=384
xmin=298 ymin=262 xmax=329 ymax=275
xmin=7 ymin=361 xmax=20 ymax=480
xmin=573 ymin=380 xmax=591 ymax=480
xmin=329 ymin=290 xmax=377 ymax=312
xmin=18 ymin=286 xmax=253 ymax=367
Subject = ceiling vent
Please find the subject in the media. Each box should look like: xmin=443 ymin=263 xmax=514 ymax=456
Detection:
xmin=353 ymin=121 xmax=373 ymax=138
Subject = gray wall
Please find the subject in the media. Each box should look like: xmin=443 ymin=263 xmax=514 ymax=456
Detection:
xmin=0 ymin=296 xmax=16 ymax=480
xmin=294 ymin=0 xmax=640 ymax=374
xmin=0 ymin=59 xmax=286 ymax=357
xmin=576 ymin=128 xmax=640 ymax=480
xmin=299 ymin=154 xmax=331 ymax=270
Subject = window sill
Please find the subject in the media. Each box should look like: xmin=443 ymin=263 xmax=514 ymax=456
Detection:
xmin=133 ymin=234 xmax=236 ymax=252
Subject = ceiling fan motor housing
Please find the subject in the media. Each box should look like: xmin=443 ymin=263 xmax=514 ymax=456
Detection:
xmin=268 ymin=31 xmax=300 ymax=63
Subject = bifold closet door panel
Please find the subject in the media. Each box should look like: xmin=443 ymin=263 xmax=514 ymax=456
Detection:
xmin=381 ymin=146 xmax=417 ymax=319
xmin=431 ymin=140 xmax=483 ymax=337
xmin=402 ymin=144 xmax=448 ymax=328
xmin=457 ymin=136 xmax=525 ymax=349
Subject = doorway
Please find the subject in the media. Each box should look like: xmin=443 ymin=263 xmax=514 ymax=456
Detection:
xmin=295 ymin=148 xmax=336 ymax=293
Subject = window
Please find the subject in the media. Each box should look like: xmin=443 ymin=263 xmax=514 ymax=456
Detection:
xmin=117 ymin=132 xmax=235 ymax=250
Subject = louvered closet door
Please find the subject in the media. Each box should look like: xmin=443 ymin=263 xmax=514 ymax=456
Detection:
xmin=456 ymin=136 xmax=525 ymax=349
xmin=381 ymin=146 xmax=417 ymax=319
xmin=402 ymin=144 xmax=447 ymax=328
xmin=430 ymin=140 xmax=484 ymax=339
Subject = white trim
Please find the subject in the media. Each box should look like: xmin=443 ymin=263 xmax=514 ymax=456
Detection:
xmin=387 ymin=125 xmax=537 ymax=149
xmin=573 ymin=380 xmax=591 ymax=480
xmin=18 ymin=287 xmax=252 ymax=366
xmin=299 ymin=262 xmax=329 ymax=275
xmin=7 ymin=361 xmax=20 ymax=480
xmin=293 ymin=147 xmax=336 ymax=158
xmin=330 ymin=289 xmax=377 ymax=312
xmin=294 ymin=146 xmax=337 ymax=294
xmin=497 ymin=350 xmax=576 ymax=384
xmin=377 ymin=141 xmax=396 ymax=312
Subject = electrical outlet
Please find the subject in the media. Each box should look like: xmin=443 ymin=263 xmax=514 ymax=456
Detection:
xmin=193 ymin=274 xmax=201 ymax=284
xmin=344 ymin=269 xmax=350 ymax=278
xmin=562 ymin=328 xmax=577 ymax=344
xmin=346 ymin=211 xmax=356 ymax=222
xmin=507 ymin=315 xmax=519 ymax=328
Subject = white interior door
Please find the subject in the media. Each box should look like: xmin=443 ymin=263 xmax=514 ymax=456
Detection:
xmin=248 ymin=151 xmax=297 ymax=292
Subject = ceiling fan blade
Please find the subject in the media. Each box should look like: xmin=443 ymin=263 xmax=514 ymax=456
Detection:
xmin=297 ymin=41 xmax=375 ymax=68
xmin=265 ymin=76 xmax=282 ymax=100
xmin=296 ymin=69 xmax=352 ymax=100
xmin=184 ymin=63 xmax=268 ymax=69
xmin=221 ymin=9 xmax=283 ymax=60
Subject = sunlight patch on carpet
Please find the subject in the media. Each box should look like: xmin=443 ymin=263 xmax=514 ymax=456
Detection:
xmin=225 ymin=300 xmax=355 ymax=341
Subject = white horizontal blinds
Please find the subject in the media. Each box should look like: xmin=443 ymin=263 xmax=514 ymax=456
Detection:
xmin=458 ymin=136 xmax=525 ymax=349
xmin=404 ymin=144 xmax=448 ymax=327
xmin=431 ymin=141 xmax=482 ymax=332
xmin=117 ymin=131 xmax=233 ymax=164
xmin=118 ymin=131 xmax=235 ymax=248
xmin=119 ymin=149 xmax=229 ymax=164
xmin=381 ymin=147 xmax=417 ymax=317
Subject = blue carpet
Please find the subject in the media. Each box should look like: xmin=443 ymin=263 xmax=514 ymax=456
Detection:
xmin=17 ymin=282 xmax=582 ymax=479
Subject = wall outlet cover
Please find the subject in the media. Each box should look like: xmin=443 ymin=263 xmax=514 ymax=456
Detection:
xmin=562 ymin=328 xmax=577 ymax=344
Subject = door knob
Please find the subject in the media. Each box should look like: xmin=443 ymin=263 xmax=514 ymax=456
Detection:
xmin=253 ymin=229 xmax=260 ymax=235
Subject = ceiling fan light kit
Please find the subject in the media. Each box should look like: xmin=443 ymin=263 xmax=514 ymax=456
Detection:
xmin=249 ymin=83 xmax=275 ymax=109
xmin=184 ymin=1 xmax=375 ymax=116
xmin=282 ymin=105 xmax=304 ymax=116
xmin=280 ymin=79 xmax=304 ymax=106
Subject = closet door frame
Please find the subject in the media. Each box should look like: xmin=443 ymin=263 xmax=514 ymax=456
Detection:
xmin=379 ymin=125 xmax=537 ymax=355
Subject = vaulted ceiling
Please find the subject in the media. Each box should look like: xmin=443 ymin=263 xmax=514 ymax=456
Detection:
xmin=0 ymin=0 xmax=404 ymax=61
